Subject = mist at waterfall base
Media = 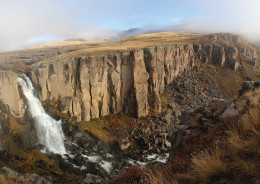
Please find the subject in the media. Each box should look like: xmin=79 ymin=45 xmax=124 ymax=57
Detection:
xmin=18 ymin=75 xmax=66 ymax=155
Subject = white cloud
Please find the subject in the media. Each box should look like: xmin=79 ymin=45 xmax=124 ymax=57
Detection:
xmin=193 ymin=0 xmax=260 ymax=34
xmin=1 ymin=0 xmax=260 ymax=51
xmin=0 ymin=0 xmax=118 ymax=51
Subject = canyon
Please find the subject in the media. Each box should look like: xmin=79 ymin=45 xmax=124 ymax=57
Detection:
xmin=1 ymin=37 xmax=257 ymax=122
xmin=0 ymin=32 xmax=259 ymax=183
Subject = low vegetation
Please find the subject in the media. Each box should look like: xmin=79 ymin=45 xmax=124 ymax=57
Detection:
xmin=0 ymin=173 xmax=29 ymax=184
xmin=0 ymin=32 xmax=256 ymax=71
xmin=193 ymin=60 xmax=259 ymax=99
xmin=78 ymin=113 xmax=136 ymax=142
xmin=112 ymin=89 xmax=260 ymax=183
xmin=2 ymin=115 xmax=84 ymax=183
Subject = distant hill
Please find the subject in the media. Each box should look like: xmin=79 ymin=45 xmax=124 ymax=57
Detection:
xmin=0 ymin=31 xmax=258 ymax=72
xmin=118 ymin=25 xmax=182 ymax=37
xmin=65 ymin=38 xmax=87 ymax=42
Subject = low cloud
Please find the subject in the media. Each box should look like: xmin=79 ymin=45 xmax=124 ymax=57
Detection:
xmin=1 ymin=0 xmax=260 ymax=51
xmin=0 ymin=0 xmax=118 ymax=51
xmin=120 ymin=17 xmax=260 ymax=43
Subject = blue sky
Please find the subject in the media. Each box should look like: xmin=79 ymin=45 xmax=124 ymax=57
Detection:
xmin=0 ymin=0 xmax=260 ymax=51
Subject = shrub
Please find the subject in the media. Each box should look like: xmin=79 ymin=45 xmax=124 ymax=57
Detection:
xmin=112 ymin=165 xmax=144 ymax=184
xmin=190 ymin=148 xmax=226 ymax=182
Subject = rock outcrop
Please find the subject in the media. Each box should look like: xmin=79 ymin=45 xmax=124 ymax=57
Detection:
xmin=193 ymin=44 xmax=257 ymax=70
xmin=29 ymin=45 xmax=194 ymax=121
xmin=239 ymin=81 xmax=260 ymax=95
xmin=27 ymin=43 xmax=257 ymax=121
xmin=0 ymin=71 xmax=24 ymax=118
xmin=0 ymin=40 xmax=257 ymax=122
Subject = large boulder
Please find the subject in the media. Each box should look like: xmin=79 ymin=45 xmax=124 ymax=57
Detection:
xmin=82 ymin=173 xmax=105 ymax=184
xmin=240 ymin=81 xmax=260 ymax=95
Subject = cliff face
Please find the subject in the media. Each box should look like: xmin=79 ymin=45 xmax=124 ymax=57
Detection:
xmin=193 ymin=44 xmax=258 ymax=70
xmin=28 ymin=43 xmax=257 ymax=121
xmin=29 ymin=45 xmax=194 ymax=121
xmin=0 ymin=71 xmax=24 ymax=118
xmin=0 ymin=42 xmax=257 ymax=122
xmin=0 ymin=71 xmax=25 ymax=151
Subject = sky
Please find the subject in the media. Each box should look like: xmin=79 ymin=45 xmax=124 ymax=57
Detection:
xmin=0 ymin=0 xmax=260 ymax=51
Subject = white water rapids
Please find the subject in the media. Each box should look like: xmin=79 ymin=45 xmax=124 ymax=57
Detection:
xmin=18 ymin=75 xmax=66 ymax=155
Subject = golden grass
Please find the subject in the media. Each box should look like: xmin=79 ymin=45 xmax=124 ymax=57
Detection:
xmin=80 ymin=118 xmax=117 ymax=142
xmin=145 ymin=168 xmax=178 ymax=184
xmin=190 ymin=146 xmax=227 ymax=181
xmin=1 ymin=31 xmax=257 ymax=75
xmin=145 ymin=89 xmax=260 ymax=184
xmin=29 ymin=31 xmax=255 ymax=67
xmin=27 ymin=37 xmax=117 ymax=49
xmin=78 ymin=113 xmax=134 ymax=142
xmin=28 ymin=41 xmax=88 ymax=49
xmin=227 ymin=130 xmax=249 ymax=151
xmin=0 ymin=175 xmax=9 ymax=184
xmin=186 ymin=90 xmax=260 ymax=182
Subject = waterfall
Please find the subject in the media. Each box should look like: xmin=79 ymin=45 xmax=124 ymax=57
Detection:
xmin=18 ymin=75 xmax=66 ymax=155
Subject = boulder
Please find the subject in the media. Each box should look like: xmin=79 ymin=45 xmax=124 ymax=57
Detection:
xmin=82 ymin=173 xmax=105 ymax=184
xmin=220 ymin=106 xmax=239 ymax=119
xmin=171 ymin=130 xmax=185 ymax=149
xmin=97 ymin=141 xmax=110 ymax=153
xmin=240 ymin=81 xmax=260 ymax=95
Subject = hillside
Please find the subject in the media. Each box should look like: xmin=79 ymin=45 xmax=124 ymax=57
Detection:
xmin=0 ymin=32 xmax=256 ymax=71
xmin=0 ymin=32 xmax=259 ymax=184
xmin=113 ymin=84 xmax=260 ymax=184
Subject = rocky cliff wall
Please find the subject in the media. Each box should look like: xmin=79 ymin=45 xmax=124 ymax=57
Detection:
xmin=0 ymin=43 xmax=257 ymax=122
xmin=29 ymin=44 xmax=257 ymax=121
xmin=193 ymin=44 xmax=257 ymax=70
xmin=0 ymin=71 xmax=25 ymax=151
xmin=29 ymin=45 xmax=194 ymax=121
xmin=0 ymin=71 xmax=24 ymax=118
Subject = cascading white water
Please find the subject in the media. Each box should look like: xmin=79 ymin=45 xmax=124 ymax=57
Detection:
xmin=18 ymin=75 xmax=66 ymax=155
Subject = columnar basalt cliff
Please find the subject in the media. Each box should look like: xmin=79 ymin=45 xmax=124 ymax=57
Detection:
xmin=27 ymin=44 xmax=258 ymax=121
xmin=28 ymin=44 xmax=195 ymax=121
xmin=0 ymin=41 xmax=257 ymax=122
xmin=193 ymin=44 xmax=257 ymax=70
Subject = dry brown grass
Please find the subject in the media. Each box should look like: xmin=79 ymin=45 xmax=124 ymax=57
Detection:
xmin=0 ymin=174 xmax=9 ymax=184
xmin=227 ymin=129 xmax=250 ymax=151
xmin=190 ymin=148 xmax=226 ymax=180
xmin=144 ymin=89 xmax=260 ymax=184
xmin=145 ymin=168 xmax=179 ymax=184
xmin=184 ymin=90 xmax=260 ymax=183
xmin=1 ymin=31 xmax=257 ymax=74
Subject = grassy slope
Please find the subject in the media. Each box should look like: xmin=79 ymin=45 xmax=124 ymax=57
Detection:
xmin=0 ymin=114 xmax=83 ymax=184
xmin=113 ymin=89 xmax=260 ymax=184
xmin=0 ymin=31 xmax=255 ymax=71
xmin=33 ymin=32 xmax=254 ymax=65
xmin=0 ymin=31 xmax=259 ymax=183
